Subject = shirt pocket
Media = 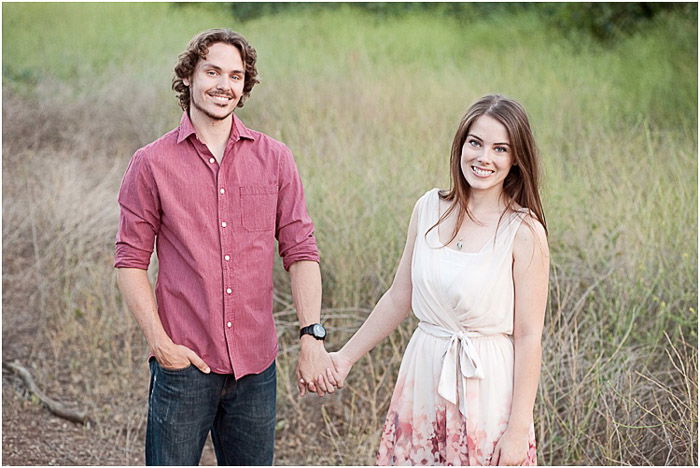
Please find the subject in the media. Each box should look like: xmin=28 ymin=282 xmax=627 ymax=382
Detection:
xmin=240 ymin=185 xmax=278 ymax=232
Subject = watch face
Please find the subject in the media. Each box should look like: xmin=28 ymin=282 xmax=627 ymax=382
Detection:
xmin=312 ymin=324 xmax=326 ymax=338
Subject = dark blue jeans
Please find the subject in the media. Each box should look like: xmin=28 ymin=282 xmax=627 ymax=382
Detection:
xmin=145 ymin=358 xmax=276 ymax=466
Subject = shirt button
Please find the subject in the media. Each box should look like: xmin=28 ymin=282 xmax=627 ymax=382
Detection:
xmin=227 ymin=321 xmax=232 ymax=328
xmin=221 ymin=221 xmax=227 ymax=228
xmin=224 ymin=255 xmax=230 ymax=261
xmin=220 ymin=188 xmax=225 ymax=195
xmin=209 ymin=157 xmax=215 ymax=164
xmin=226 ymin=288 xmax=232 ymax=294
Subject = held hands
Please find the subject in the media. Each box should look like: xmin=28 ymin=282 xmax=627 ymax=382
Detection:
xmin=297 ymin=343 xmax=353 ymax=397
xmin=489 ymin=427 xmax=530 ymax=466
xmin=296 ymin=336 xmax=337 ymax=396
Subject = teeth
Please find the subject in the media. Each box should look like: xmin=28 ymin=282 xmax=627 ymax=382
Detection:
xmin=472 ymin=166 xmax=494 ymax=176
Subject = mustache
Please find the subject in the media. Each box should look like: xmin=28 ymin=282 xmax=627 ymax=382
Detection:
xmin=208 ymin=89 xmax=236 ymax=99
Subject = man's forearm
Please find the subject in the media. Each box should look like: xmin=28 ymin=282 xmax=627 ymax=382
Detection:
xmin=288 ymin=260 xmax=322 ymax=327
xmin=116 ymin=267 xmax=171 ymax=351
xmin=289 ymin=260 xmax=337 ymax=394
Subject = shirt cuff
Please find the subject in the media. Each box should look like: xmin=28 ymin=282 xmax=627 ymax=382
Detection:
xmin=282 ymin=252 xmax=320 ymax=271
xmin=114 ymin=244 xmax=152 ymax=270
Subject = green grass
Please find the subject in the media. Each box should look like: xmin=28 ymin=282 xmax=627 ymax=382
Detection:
xmin=2 ymin=3 xmax=697 ymax=465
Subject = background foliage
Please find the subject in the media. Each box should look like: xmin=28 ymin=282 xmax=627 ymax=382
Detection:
xmin=224 ymin=1 xmax=690 ymax=42
xmin=2 ymin=2 xmax=697 ymax=465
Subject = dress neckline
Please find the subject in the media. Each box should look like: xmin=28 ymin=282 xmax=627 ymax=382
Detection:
xmin=429 ymin=191 xmax=527 ymax=255
xmin=436 ymin=217 xmax=510 ymax=256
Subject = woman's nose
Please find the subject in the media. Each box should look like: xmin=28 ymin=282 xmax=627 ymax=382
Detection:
xmin=476 ymin=150 xmax=490 ymax=163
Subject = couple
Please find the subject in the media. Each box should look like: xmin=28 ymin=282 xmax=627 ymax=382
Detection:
xmin=115 ymin=29 xmax=549 ymax=466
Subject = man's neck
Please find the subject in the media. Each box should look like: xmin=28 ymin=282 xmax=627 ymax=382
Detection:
xmin=190 ymin=110 xmax=233 ymax=144
xmin=189 ymin=108 xmax=234 ymax=161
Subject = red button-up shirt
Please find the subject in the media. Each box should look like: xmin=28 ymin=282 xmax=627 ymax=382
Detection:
xmin=114 ymin=112 xmax=320 ymax=377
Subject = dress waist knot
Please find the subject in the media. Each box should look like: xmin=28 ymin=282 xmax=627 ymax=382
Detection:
xmin=417 ymin=321 xmax=506 ymax=415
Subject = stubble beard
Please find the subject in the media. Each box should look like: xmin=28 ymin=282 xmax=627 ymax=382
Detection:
xmin=190 ymin=94 xmax=237 ymax=122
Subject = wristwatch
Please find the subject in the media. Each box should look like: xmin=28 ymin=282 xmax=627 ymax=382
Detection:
xmin=299 ymin=323 xmax=326 ymax=340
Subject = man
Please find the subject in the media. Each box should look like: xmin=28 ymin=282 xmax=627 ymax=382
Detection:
xmin=114 ymin=29 xmax=336 ymax=466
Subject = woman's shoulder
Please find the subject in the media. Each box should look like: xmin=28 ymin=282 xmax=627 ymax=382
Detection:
xmin=510 ymin=204 xmax=541 ymax=225
xmin=421 ymin=187 xmax=442 ymax=200
xmin=413 ymin=187 xmax=442 ymax=209
xmin=408 ymin=188 xmax=443 ymax=226
xmin=512 ymin=210 xmax=549 ymax=258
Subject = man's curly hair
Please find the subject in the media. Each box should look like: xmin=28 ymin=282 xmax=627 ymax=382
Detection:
xmin=172 ymin=29 xmax=260 ymax=112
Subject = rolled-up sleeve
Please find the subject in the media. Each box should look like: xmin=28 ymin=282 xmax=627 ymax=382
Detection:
xmin=275 ymin=146 xmax=320 ymax=271
xmin=114 ymin=149 xmax=161 ymax=270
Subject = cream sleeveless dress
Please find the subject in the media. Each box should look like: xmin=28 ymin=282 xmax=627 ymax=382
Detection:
xmin=376 ymin=188 xmax=537 ymax=466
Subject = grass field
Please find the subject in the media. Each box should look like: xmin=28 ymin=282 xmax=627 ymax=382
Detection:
xmin=2 ymin=3 xmax=697 ymax=465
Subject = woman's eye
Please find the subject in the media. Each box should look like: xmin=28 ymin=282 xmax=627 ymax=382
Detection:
xmin=495 ymin=146 xmax=508 ymax=153
xmin=469 ymin=139 xmax=480 ymax=147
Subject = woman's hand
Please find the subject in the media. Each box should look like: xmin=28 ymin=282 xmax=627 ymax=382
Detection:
xmin=326 ymin=351 xmax=353 ymax=388
xmin=490 ymin=427 xmax=530 ymax=466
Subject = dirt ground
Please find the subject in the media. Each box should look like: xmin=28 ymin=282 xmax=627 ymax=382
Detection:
xmin=2 ymin=384 xmax=101 ymax=465
xmin=1 ymin=380 xmax=218 ymax=466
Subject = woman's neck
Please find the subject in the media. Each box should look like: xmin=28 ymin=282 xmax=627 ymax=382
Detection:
xmin=467 ymin=188 xmax=508 ymax=215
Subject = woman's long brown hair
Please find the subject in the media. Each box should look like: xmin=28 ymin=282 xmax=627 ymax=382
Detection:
xmin=427 ymin=94 xmax=547 ymax=243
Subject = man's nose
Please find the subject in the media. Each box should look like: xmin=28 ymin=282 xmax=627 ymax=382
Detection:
xmin=216 ymin=75 xmax=232 ymax=90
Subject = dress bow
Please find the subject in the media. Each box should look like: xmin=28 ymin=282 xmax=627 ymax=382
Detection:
xmin=418 ymin=321 xmax=486 ymax=415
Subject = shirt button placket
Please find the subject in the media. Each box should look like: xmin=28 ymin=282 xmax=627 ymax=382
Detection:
xmin=217 ymin=169 xmax=233 ymax=334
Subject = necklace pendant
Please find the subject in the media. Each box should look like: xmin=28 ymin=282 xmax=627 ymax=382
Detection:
xmin=456 ymin=240 xmax=463 ymax=250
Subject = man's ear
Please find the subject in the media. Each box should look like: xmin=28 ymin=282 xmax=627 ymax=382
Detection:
xmin=183 ymin=77 xmax=190 ymax=87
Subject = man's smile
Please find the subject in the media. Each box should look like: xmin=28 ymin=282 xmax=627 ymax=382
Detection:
xmin=207 ymin=92 xmax=234 ymax=104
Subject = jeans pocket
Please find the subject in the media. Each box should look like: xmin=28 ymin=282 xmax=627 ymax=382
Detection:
xmin=240 ymin=185 xmax=277 ymax=231
xmin=156 ymin=360 xmax=193 ymax=374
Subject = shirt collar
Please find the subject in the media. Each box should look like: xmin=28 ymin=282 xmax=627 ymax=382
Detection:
xmin=176 ymin=111 xmax=256 ymax=144
xmin=232 ymin=113 xmax=256 ymax=141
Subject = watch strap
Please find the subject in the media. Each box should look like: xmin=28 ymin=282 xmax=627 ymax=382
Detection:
xmin=299 ymin=323 xmax=325 ymax=340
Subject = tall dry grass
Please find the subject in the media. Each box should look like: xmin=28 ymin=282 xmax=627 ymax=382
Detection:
xmin=2 ymin=3 xmax=697 ymax=465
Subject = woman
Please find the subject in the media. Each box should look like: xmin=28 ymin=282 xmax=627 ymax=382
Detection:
xmin=313 ymin=94 xmax=549 ymax=465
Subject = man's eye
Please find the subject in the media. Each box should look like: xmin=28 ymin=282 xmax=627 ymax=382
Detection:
xmin=207 ymin=71 xmax=217 ymax=76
